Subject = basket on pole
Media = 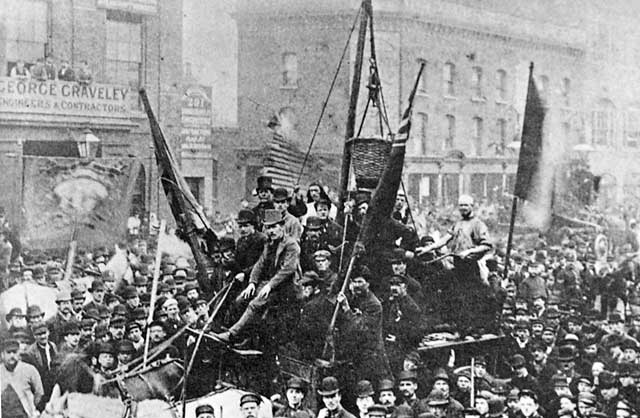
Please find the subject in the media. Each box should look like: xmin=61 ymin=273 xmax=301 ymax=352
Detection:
xmin=347 ymin=137 xmax=390 ymax=190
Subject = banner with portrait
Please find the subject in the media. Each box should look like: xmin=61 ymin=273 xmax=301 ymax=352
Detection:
xmin=22 ymin=157 xmax=140 ymax=250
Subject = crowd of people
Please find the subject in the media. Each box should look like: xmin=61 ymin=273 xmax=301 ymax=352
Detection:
xmin=2 ymin=173 xmax=640 ymax=418
xmin=8 ymin=57 xmax=93 ymax=84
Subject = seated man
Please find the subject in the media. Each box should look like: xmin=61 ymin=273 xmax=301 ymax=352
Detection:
xmin=215 ymin=209 xmax=300 ymax=343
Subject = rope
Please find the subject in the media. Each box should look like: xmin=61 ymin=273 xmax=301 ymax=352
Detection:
xmin=296 ymin=6 xmax=362 ymax=184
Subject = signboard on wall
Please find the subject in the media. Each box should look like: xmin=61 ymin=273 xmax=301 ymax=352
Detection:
xmin=0 ymin=77 xmax=131 ymax=120
xmin=181 ymin=84 xmax=212 ymax=151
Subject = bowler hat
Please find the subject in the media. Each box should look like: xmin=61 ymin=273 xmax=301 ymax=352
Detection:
xmin=389 ymin=248 xmax=407 ymax=263
xmin=96 ymin=341 xmax=116 ymax=355
xmin=398 ymin=370 xmax=418 ymax=383
xmin=273 ymin=188 xmax=290 ymax=202
xmin=313 ymin=249 xmax=331 ymax=260
xmin=123 ymin=286 xmax=138 ymax=300
xmin=184 ymin=282 xmax=199 ymax=293
xmin=239 ymin=392 xmax=261 ymax=406
xmin=56 ymin=291 xmax=72 ymax=303
xmin=355 ymin=191 xmax=370 ymax=206
xmin=2 ymin=338 xmax=20 ymax=352
xmin=378 ymin=379 xmax=395 ymax=392
xmin=195 ymin=404 xmax=215 ymax=416
xmin=306 ymin=216 xmax=324 ymax=231
xmin=262 ymin=209 xmax=284 ymax=227
xmin=131 ymin=307 xmax=147 ymax=320
xmin=426 ymin=389 xmax=449 ymax=406
xmin=598 ymin=370 xmax=617 ymax=389
xmin=317 ymin=376 xmax=340 ymax=396
xmin=433 ymin=368 xmax=449 ymax=383
xmin=71 ymin=289 xmax=85 ymax=301
xmin=5 ymin=307 xmax=25 ymax=321
xmin=126 ymin=321 xmax=142 ymax=333
xmin=32 ymin=323 xmax=49 ymax=335
xmin=355 ymin=380 xmax=374 ymax=398
xmin=510 ymin=354 xmax=526 ymax=368
xmin=133 ymin=275 xmax=149 ymax=286
xmin=237 ymin=209 xmax=255 ymax=225
xmin=488 ymin=399 xmax=506 ymax=417
xmin=556 ymin=345 xmax=576 ymax=362
xmin=61 ymin=321 xmax=81 ymax=336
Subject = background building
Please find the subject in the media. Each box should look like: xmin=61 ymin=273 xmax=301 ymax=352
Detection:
xmin=0 ymin=0 xmax=182 ymax=228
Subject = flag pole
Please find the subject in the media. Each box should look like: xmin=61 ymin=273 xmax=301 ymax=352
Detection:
xmin=502 ymin=196 xmax=518 ymax=280
xmin=143 ymin=219 xmax=165 ymax=367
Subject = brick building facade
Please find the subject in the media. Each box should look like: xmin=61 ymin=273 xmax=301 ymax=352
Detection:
xmin=0 ymin=0 xmax=182 ymax=226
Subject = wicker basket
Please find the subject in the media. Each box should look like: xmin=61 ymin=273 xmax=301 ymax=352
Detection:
xmin=348 ymin=137 xmax=391 ymax=190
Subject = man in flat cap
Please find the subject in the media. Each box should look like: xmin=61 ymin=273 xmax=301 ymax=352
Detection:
xmin=240 ymin=392 xmax=262 ymax=418
xmin=195 ymin=404 xmax=215 ymax=418
xmin=1 ymin=339 xmax=43 ymax=418
xmin=234 ymin=208 xmax=267 ymax=284
xmin=296 ymin=271 xmax=333 ymax=360
xmin=272 ymin=376 xmax=315 ymax=418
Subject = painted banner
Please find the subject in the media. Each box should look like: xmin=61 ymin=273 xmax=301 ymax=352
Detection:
xmin=0 ymin=77 xmax=131 ymax=119
xmin=22 ymin=157 xmax=140 ymax=250
xmin=181 ymin=84 xmax=212 ymax=151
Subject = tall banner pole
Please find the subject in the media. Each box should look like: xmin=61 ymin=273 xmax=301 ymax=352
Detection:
xmin=143 ymin=219 xmax=166 ymax=367
xmin=470 ymin=357 xmax=476 ymax=408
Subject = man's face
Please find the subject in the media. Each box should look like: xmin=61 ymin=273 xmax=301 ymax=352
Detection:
xmin=399 ymin=381 xmax=417 ymax=398
xmin=241 ymin=401 xmax=259 ymax=418
xmin=164 ymin=301 xmax=179 ymax=319
xmin=518 ymin=397 xmax=538 ymax=417
xmin=238 ymin=223 xmax=255 ymax=237
xmin=623 ymin=348 xmax=638 ymax=363
xmin=584 ymin=344 xmax=598 ymax=357
xmin=64 ymin=332 xmax=80 ymax=347
xmin=314 ymin=258 xmax=330 ymax=272
xmin=58 ymin=300 xmax=73 ymax=314
xmin=558 ymin=360 xmax=574 ymax=374
xmin=457 ymin=377 xmax=471 ymax=391
xmin=92 ymin=289 xmax=105 ymax=303
xmin=274 ymin=200 xmax=288 ymax=212
xmin=73 ymin=299 xmax=84 ymax=312
xmin=516 ymin=328 xmax=529 ymax=341
xmin=559 ymin=398 xmax=575 ymax=413
xmin=567 ymin=322 xmax=581 ymax=334
xmin=541 ymin=331 xmax=555 ymax=344
xmin=118 ymin=352 xmax=133 ymax=365
xmin=577 ymin=382 xmax=592 ymax=393
xmin=390 ymin=283 xmax=406 ymax=298
xmin=9 ymin=316 xmax=27 ymax=329
xmin=309 ymin=186 xmax=321 ymax=201
xmin=136 ymin=285 xmax=148 ymax=295
xmin=391 ymin=261 xmax=406 ymax=275
xmin=610 ymin=322 xmax=624 ymax=335
xmin=395 ymin=196 xmax=405 ymax=211
xmin=104 ymin=280 xmax=116 ymax=292
xmin=403 ymin=359 xmax=417 ymax=371
xmin=591 ymin=362 xmax=604 ymax=376
xmin=350 ymin=277 xmax=369 ymax=296
xmin=127 ymin=327 xmax=142 ymax=342
xmin=98 ymin=353 xmax=115 ymax=369
xmin=286 ymin=388 xmax=304 ymax=407
xmin=356 ymin=396 xmax=374 ymax=413
xmin=265 ymin=223 xmax=284 ymax=241
xmin=2 ymin=347 xmax=20 ymax=368
xmin=125 ymin=297 xmax=140 ymax=309
xmin=34 ymin=329 xmax=49 ymax=345
xmin=322 ymin=393 xmax=341 ymax=411
xmin=186 ymin=289 xmax=199 ymax=301
xmin=22 ymin=270 xmax=33 ymax=281
xmin=257 ymin=189 xmax=272 ymax=203
xmin=109 ymin=325 xmax=125 ymax=340
xmin=181 ymin=308 xmax=198 ymax=326
xmin=379 ymin=390 xmax=396 ymax=406
xmin=475 ymin=364 xmax=487 ymax=378
xmin=357 ymin=203 xmax=368 ymax=217
xmin=149 ymin=326 xmax=166 ymax=343
xmin=433 ymin=380 xmax=449 ymax=397
xmin=302 ymin=284 xmax=315 ymax=299
xmin=458 ymin=201 xmax=472 ymax=218
xmin=316 ymin=204 xmax=330 ymax=220
xmin=531 ymin=323 xmax=543 ymax=335
xmin=196 ymin=303 xmax=208 ymax=318
xmin=532 ymin=349 xmax=545 ymax=362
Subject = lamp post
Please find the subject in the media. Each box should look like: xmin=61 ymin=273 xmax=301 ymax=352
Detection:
xmin=77 ymin=128 xmax=101 ymax=158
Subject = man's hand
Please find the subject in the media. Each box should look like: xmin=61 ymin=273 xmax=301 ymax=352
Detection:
xmin=234 ymin=272 xmax=245 ymax=282
xmin=317 ymin=408 xmax=329 ymax=418
xmin=337 ymin=291 xmax=350 ymax=312
xmin=240 ymin=283 xmax=256 ymax=300
xmin=258 ymin=283 xmax=272 ymax=299
xmin=416 ymin=245 xmax=433 ymax=256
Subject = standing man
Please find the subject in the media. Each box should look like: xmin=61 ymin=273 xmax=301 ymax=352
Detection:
xmin=23 ymin=323 xmax=56 ymax=411
xmin=1 ymin=339 xmax=43 ymax=418
xmin=215 ymin=209 xmax=300 ymax=343
xmin=273 ymin=188 xmax=303 ymax=242
xmin=416 ymin=194 xmax=494 ymax=334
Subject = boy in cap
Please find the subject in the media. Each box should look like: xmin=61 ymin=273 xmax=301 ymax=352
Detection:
xmin=272 ymin=376 xmax=314 ymax=418
xmin=195 ymin=404 xmax=215 ymax=418
xmin=240 ymin=392 xmax=262 ymax=418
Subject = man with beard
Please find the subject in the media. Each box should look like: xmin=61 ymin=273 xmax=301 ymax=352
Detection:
xmin=396 ymin=371 xmax=423 ymax=414
xmin=23 ymin=324 xmax=56 ymax=410
xmin=416 ymin=194 xmax=493 ymax=335
xmin=214 ymin=210 xmax=300 ymax=344
xmin=46 ymin=291 xmax=75 ymax=344
xmin=378 ymin=379 xmax=413 ymax=418
xmin=1 ymin=339 xmax=43 ymax=418
xmin=336 ymin=267 xmax=392 ymax=384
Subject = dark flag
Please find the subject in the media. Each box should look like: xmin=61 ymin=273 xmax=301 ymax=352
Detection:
xmin=514 ymin=63 xmax=546 ymax=201
xmin=139 ymin=89 xmax=216 ymax=278
xmin=359 ymin=62 xmax=425 ymax=247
